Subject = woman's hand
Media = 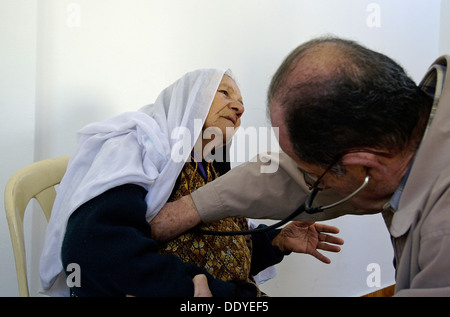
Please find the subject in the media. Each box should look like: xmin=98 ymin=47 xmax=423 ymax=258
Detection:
xmin=272 ymin=221 xmax=344 ymax=264
xmin=193 ymin=274 xmax=212 ymax=297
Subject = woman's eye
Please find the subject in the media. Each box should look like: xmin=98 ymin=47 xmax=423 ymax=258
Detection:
xmin=218 ymin=90 xmax=229 ymax=96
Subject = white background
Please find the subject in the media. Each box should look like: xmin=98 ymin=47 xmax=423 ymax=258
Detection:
xmin=1 ymin=0 xmax=449 ymax=297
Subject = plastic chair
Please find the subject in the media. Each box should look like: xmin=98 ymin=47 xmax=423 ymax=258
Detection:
xmin=4 ymin=156 xmax=70 ymax=296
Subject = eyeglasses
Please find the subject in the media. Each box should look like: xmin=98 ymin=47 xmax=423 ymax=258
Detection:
xmin=303 ymin=160 xmax=338 ymax=191
xmin=302 ymin=148 xmax=393 ymax=191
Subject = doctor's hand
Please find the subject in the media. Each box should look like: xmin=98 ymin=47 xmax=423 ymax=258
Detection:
xmin=272 ymin=222 xmax=344 ymax=264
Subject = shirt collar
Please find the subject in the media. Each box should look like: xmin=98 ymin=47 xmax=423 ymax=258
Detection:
xmin=386 ymin=163 xmax=412 ymax=211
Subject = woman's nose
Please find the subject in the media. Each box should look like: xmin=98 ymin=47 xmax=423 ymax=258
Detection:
xmin=230 ymin=101 xmax=244 ymax=118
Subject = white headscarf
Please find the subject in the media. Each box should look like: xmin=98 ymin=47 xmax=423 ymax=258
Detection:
xmin=39 ymin=68 xmax=229 ymax=296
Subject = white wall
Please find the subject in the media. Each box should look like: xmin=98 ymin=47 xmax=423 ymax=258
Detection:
xmin=0 ymin=0 xmax=445 ymax=297
xmin=0 ymin=0 xmax=37 ymax=297
xmin=440 ymin=0 xmax=450 ymax=56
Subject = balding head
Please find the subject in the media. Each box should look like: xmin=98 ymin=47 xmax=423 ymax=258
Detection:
xmin=268 ymin=36 xmax=431 ymax=167
xmin=268 ymin=37 xmax=369 ymax=108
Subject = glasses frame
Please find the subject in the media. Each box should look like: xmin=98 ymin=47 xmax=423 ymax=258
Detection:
xmin=302 ymin=148 xmax=394 ymax=191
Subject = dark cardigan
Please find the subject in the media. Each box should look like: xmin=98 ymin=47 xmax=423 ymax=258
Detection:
xmin=62 ymin=162 xmax=285 ymax=297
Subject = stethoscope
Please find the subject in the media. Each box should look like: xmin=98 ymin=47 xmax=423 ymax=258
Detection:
xmin=193 ymin=175 xmax=370 ymax=236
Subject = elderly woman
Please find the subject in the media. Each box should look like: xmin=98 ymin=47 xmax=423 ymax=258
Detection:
xmin=40 ymin=69 xmax=343 ymax=297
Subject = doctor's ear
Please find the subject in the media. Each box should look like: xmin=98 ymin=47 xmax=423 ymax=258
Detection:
xmin=340 ymin=148 xmax=394 ymax=171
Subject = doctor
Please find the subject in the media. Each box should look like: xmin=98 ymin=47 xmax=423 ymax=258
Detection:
xmin=151 ymin=36 xmax=450 ymax=296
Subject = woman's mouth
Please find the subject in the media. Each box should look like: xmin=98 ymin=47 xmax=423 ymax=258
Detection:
xmin=222 ymin=116 xmax=236 ymax=125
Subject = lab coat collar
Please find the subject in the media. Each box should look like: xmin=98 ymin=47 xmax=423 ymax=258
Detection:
xmin=389 ymin=56 xmax=448 ymax=238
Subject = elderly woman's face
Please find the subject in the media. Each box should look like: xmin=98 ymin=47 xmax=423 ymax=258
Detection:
xmin=203 ymin=75 xmax=244 ymax=145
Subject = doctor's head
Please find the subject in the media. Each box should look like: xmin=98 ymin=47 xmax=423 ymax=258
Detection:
xmin=268 ymin=36 xmax=432 ymax=211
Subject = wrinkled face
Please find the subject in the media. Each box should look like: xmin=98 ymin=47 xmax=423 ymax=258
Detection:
xmin=203 ymin=75 xmax=244 ymax=146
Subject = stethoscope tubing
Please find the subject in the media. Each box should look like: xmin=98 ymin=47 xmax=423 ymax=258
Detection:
xmin=192 ymin=175 xmax=370 ymax=236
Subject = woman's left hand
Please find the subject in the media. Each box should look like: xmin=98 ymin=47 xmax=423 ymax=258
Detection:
xmin=272 ymin=221 xmax=344 ymax=264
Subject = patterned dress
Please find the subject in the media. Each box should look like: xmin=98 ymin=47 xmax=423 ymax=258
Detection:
xmin=158 ymin=157 xmax=259 ymax=290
